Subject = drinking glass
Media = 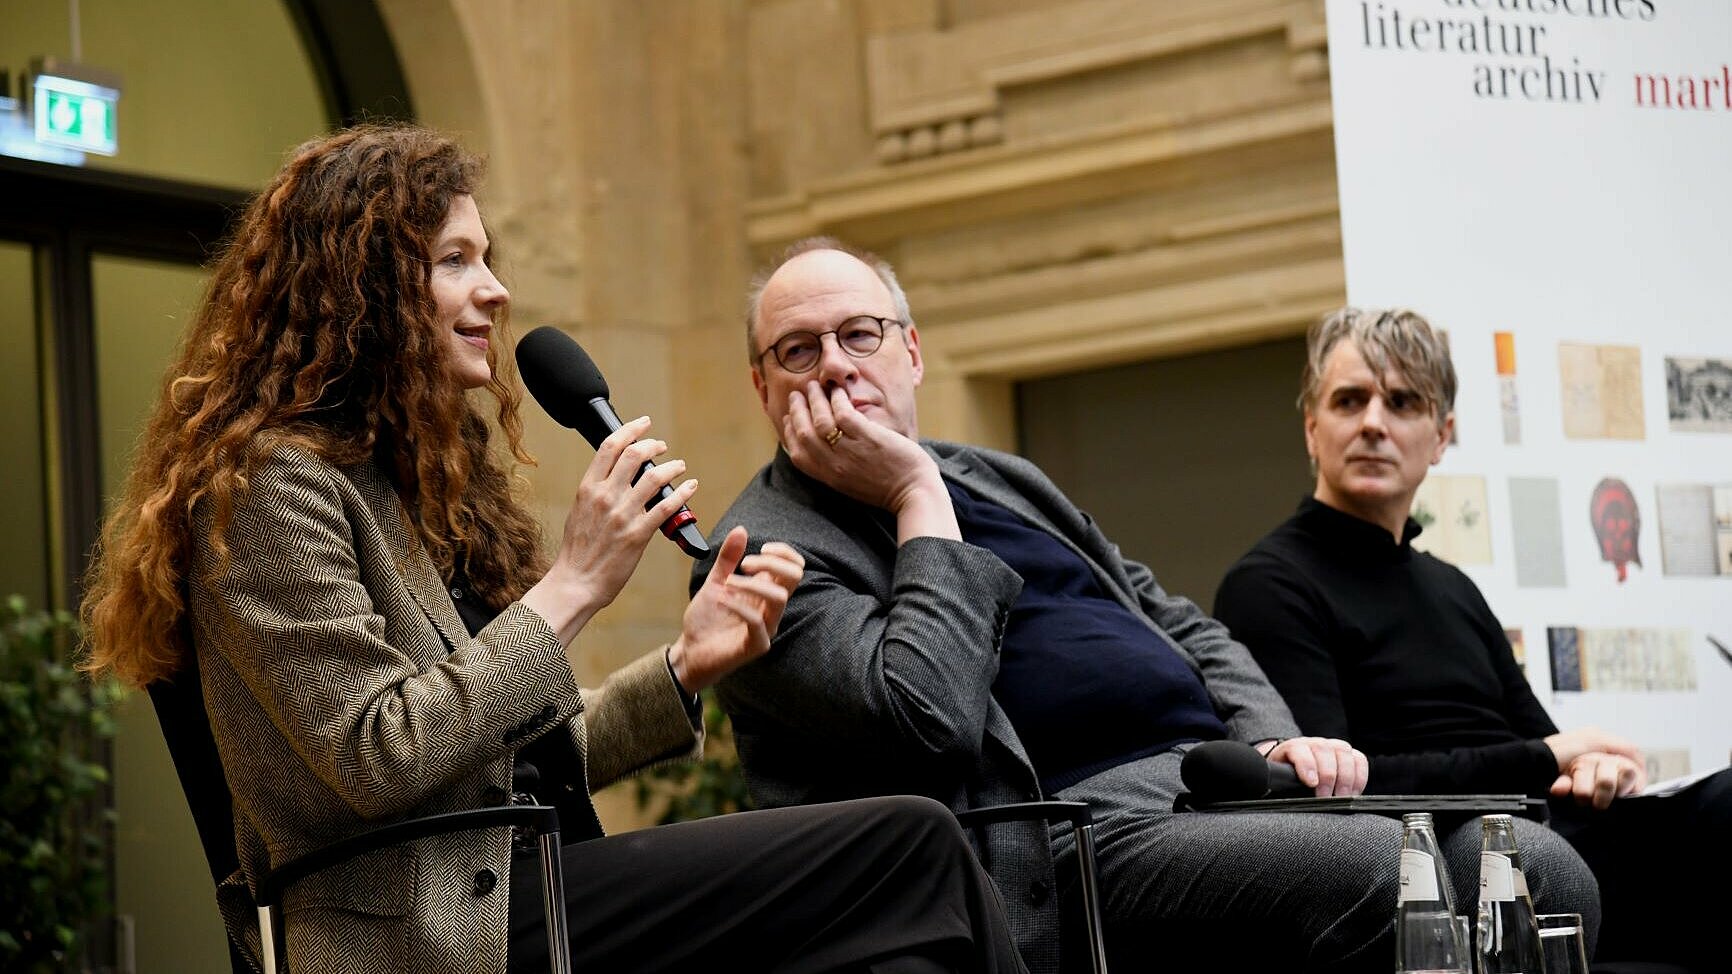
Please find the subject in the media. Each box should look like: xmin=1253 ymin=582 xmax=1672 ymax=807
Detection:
xmin=1535 ymin=912 xmax=1590 ymax=974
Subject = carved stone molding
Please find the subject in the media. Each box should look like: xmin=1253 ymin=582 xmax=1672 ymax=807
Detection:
xmin=875 ymin=113 xmax=1003 ymax=164
xmin=926 ymin=254 xmax=1343 ymax=380
xmin=747 ymin=94 xmax=1332 ymax=250
xmin=907 ymin=204 xmax=1342 ymax=327
xmin=864 ymin=0 xmax=1327 ymax=164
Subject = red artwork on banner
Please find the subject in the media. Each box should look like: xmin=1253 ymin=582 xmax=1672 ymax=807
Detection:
xmin=1590 ymin=478 xmax=1642 ymax=582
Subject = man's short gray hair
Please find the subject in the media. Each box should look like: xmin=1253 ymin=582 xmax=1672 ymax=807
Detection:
xmin=744 ymin=236 xmax=914 ymax=365
xmin=1300 ymin=307 xmax=1456 ymax=428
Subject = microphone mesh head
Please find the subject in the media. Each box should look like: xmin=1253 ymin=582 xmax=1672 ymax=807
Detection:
xmin=1179 ymin=740 xmax=1271 ymax=802
xmin=515 ymin=326 xmax=610 ymax=438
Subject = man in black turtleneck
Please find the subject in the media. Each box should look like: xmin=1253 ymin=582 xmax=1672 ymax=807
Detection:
xmin=1215 ymin=307 xmax=1730 ymax=973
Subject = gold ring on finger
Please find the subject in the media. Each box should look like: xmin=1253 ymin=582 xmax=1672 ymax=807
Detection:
xmin=825 ymin=427 xmax=844 ymax=447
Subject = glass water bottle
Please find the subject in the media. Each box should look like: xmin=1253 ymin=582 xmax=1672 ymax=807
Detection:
xmin=1476 ymin=813 xmax=1544 ymax=974
xmin=1396 ymin=811 xmax=1468 ymax=974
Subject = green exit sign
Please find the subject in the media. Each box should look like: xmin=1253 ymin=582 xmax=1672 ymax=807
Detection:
xmin=33 ymin=74 xmax=119 ymax=156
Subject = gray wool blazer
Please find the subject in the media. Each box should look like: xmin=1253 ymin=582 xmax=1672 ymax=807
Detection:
xmin=697 ymin=440 xmax=1298 ymax=972
xmin=187 ymin=444 xmax=700 ymax=974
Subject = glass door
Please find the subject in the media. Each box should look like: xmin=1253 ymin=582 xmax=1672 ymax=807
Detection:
xmin=91 ymin=252 xmax=231 ymax=974
xmin=0 ymin=238 xmax=52 ymax=609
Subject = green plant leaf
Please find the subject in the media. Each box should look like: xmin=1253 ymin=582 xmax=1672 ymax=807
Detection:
xmin=0 ymin=595 xmax=119 ymax=969
xmin=633 ymin=692 xmax=754 ymax=825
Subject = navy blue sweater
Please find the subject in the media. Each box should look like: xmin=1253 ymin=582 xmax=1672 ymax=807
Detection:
xmin=947 ymin=481 xmax=1224 ymax=794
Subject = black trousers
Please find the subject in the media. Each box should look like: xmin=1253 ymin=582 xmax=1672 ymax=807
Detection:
xmin=1551 ymin=767 xmax=1732 ymax=973
xmin=506 ymin=795 xmax=1028 ymax=974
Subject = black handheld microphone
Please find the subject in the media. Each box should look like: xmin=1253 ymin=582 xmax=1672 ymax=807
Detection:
xmin=1179 ymin=740 xmax=1312 ymax=802
xmin=515 ymin=326 xmax=709 ymax=558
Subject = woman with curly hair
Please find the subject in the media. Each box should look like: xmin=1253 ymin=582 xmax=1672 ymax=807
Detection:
xmin=82 ymin=124 xmax=1026 ymax=974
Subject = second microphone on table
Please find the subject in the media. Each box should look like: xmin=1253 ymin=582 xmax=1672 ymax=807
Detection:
xmin=515 ymin=325 xmax=710 ymax=558
xmin=1179 ymin=739 xmax=1313 ymax=803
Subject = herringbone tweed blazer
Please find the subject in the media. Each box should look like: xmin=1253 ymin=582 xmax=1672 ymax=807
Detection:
xmin=696 ymin=440 xmax=1298 ymax=974
xmin=187 ymin=444 xmax=700 ymax=974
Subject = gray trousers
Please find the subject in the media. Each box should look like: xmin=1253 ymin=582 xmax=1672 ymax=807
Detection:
xmin=1053 ymin=750 xmax=1601 ymax=973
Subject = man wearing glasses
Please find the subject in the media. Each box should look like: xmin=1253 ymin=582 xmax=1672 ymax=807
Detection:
xmin=694 ymin=239 xmax=1600 ymax=973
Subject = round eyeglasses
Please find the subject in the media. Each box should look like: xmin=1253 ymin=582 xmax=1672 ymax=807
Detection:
xmin=757 ymin=315 xmax=905 ymax=374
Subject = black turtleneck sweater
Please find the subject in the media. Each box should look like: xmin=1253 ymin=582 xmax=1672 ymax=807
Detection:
xmin=1212 ymin=497 xmax=1561 ymax=797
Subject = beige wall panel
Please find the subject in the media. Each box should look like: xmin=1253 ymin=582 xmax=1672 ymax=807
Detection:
xmin=895 ymin=135 xmax=1339 ymax=291
xmin=996 ymin=34 xmax=1301 ymax=145
xmin=447 ymin=0 xmax=587 ymax=322
xmin=946 ymin=0 xmax=1085 ymax=24
xmin=376 ymin=0 xmax=492 ymax=155
xmin=744 ymin=97 xmax=1333 ymax=250
xmin=856 ymin=0 xmax=942 ymax=34
xmin=745 ymin=0 xmax=875 ymax=199
xmin=862 ymin=0 xmax=1320 ymax=136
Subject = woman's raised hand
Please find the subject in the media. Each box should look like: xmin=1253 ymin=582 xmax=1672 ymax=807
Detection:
xmin=522 ymin=416 xmax=698 ymax=645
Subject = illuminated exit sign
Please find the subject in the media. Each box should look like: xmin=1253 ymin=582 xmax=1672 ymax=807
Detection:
xmin=33 ymin=73 xmax=119 ymax=156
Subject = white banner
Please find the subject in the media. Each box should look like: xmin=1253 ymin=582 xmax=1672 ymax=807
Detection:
xmin=1326 ymin=0 xmax=1732 ymax=774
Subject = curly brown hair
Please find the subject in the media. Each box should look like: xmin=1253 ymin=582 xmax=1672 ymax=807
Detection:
xmin=82 ymin=124 xmax=548 ymax=688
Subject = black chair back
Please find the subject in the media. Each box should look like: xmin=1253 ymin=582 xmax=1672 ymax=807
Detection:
xmin=145 ymin=652 xmax=255 ymax=974
xmin=146 ymin=652 xmax=574 ymax=974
